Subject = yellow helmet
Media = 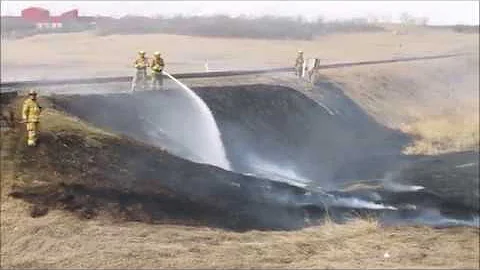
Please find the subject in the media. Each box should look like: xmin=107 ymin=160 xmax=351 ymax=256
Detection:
xmin=138 ymin=51 xmax=146 ymax=55
xmin=28 ymin=89 xmax=37 ymax=95
xmin=154 ymin=51 xmax=161 ymax=56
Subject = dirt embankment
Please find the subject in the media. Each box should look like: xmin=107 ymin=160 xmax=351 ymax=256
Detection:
xmin=194 ymin=84 xmax=409 ymax=184
xmin=6 ymin=80 xmax=478 ymax=218
xmin=50 ymin=85 xmax=409 ymax=186
xmin=35 ymin=82 xmax=477 ymax=213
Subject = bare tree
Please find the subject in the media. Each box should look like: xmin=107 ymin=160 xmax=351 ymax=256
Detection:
xmin=400 ymin=12 xmax=415 ymax=25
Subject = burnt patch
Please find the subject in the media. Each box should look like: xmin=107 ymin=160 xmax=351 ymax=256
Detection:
xmin=10 ymin=130 xmax=313 ymax=231
xmin=6 ymin=84 xmax=478 ymax=229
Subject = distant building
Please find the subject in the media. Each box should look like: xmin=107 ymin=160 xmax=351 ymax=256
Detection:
xmin=20 ymin=7 xmax=83 ymax=29
xmin=1 ymin=7 xmax=98 ymax=38
xmin=21 ymin=7 xmax=49 ymax=23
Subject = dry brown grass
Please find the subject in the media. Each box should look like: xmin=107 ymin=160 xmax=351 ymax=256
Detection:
xmin=1 ymin=201 xmax=479 ymax=269
xmin=1 ymin=28 xmax=477 ymax=80
xmin=318 ymin=53 xmax=479 ymax=154
xmin=401 ymin=112 xmax=479 ymax=155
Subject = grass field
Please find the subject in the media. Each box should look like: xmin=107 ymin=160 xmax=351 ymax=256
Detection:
xmin=1 ymin=26 xmax=477 ymax=80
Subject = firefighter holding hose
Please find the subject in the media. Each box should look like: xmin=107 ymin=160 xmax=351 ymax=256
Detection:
xmin=295 ymin=50 xmax=304 ymax=78
xmin=150 ymin=51 xmax=165 ymax=91
xmin=22 ymin=89 xmax=42 ymax=147
xmin=131 ymin=51 xmax=149 ymax=91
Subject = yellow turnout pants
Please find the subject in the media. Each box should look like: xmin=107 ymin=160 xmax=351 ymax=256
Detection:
xmin=26 ymin=122 xmax=39 ymax=146
xmin=132 ymin=69 xmax=147 ymax=91
xmin=151 ymin=72 xmax=164 ymax=90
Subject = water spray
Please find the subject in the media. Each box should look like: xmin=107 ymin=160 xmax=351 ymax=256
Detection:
xmin=163 ymin=71 xmax=232 ymax=171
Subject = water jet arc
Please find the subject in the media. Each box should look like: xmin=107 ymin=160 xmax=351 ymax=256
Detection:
xmin=163 ymin=71 xmax=232 ymax=170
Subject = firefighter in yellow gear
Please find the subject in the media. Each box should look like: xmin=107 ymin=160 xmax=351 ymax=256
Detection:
xmin=22 ymin=89 xmax=42 ymax=146
xmin=150 ymin=51 xmax=165 ymax=90
xmin=131 ymin=51 xmax=149 ymax=91
xmin=295 ymin=50 xmax=304 ymax=78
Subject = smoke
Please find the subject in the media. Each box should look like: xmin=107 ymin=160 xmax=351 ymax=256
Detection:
xmin=382 ymin=208 xmax=480 ymax=227
xmin=243 ymin=153 xmax=311 ymax=188
xmin=382 ymin=182 xmax=425 ymax=192
xmin=328 ymin=197 xmax=398 ymax=210
xmin=381 ymin=171 xmax=425 ymax=192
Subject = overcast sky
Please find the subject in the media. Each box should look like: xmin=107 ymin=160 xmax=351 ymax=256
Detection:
xmin=1 ymin=1 xmax=479 ymax=25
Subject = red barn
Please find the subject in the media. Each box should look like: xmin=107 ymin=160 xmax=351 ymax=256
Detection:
xmin=51 ymin=9 xmax=79 ymax=22
xmin=21 ymin=7 xmax=50 ymax=23
xmin=60 ymin=9 xmax=79 ymax=20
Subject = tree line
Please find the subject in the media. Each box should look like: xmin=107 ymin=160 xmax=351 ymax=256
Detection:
xmin=2 ymin=14 xmax=477 ymax=40
xmin=92 ymin=15 xmax=385 ymax=39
